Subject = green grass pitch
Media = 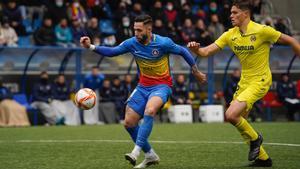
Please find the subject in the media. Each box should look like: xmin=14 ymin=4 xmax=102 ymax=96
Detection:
xmin=0 ymin=122 xmax=300 ymax=169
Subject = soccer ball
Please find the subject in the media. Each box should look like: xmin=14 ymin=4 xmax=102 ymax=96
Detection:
xmin=74 ymin=88 xmax=97 ymax=110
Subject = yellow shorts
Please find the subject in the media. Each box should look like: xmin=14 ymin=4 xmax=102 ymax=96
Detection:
xmin=233 ymin=72 xmax=272 ymax=112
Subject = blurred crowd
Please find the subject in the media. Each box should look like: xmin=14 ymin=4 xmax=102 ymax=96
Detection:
xmin=0 ymin=0 xmax=293 ymax=47
xmin=1 ymin=66 xmax=300 ymax=127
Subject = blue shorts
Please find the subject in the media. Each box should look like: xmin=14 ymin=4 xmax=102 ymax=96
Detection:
xmin=126 ymin=84 xmax=172 ymax=117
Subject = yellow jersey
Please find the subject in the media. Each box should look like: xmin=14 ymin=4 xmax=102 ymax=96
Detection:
xmin=215 ymin=21 xmax=281 ymax=77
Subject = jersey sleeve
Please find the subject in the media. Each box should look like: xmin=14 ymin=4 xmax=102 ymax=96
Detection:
xmin=94 ymin=39 xmax=130 ymax=57
xmin=261 ymin=25 xmax=281 ymax=44
xmin=214 ymin=31 xmax=230 ymax=49
xmin=164 ymin=37 xmax=195 ymax=67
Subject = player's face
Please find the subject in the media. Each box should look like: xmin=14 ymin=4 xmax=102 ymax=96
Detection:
xmin=134 ymin=22 xmax=150 ymax=44
xmin=230 ymin=6 xmax=248 ymax=27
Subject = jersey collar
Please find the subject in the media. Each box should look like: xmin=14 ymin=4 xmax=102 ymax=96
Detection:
xmin=240 ymin=20 xmax=258 ymax=36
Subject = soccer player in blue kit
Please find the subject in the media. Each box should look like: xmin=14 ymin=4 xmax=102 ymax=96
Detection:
xmin=80 ymin=14 xmax=206 ymax=168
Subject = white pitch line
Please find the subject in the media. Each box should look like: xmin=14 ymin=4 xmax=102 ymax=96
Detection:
xmin=0 ymin=139 xmax=299 ymax=147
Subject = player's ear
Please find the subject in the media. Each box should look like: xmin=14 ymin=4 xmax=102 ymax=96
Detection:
xmin=147 ymin=25 xmax=152 ymax=32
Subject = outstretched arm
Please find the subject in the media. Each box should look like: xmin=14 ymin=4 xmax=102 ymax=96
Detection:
xmin=169 ymin=44 xmax=207 ymax=84
xmin=277 ymin=33 xmax=300 ymax=56
xmin=80 ymin=36 xmax=128 ymax=57
xmin=187 ymin=42 xmax=221 ymax=57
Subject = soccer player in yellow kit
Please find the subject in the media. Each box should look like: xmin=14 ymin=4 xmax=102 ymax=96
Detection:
xmin=188 ymin=0 xmax=300 ymax=167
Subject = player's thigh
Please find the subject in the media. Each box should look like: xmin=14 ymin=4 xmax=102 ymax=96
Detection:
xmin=126 ymin=86 xmax=147 ymax=117
xmin=225 ymin=100 xmax=247 ymax=119
xmin=124 ymin=105 xmax=141 ymax=128
xmin=237 ymin=84 xmax=269 ymax=113
xmin=145 ymin=85 xmax=172 ymax=116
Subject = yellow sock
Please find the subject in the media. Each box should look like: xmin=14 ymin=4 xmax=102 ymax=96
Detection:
xmin=235 ymin=118 xmax=270 ymax=160
xmin=258 ymin=146 xmax=269 ymax=160
xmin=235 ymin=117 xmax=258 ymax=142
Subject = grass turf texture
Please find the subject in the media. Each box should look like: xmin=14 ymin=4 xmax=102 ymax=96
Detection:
xmin=0 ymin=123 xmax=299 ymax=169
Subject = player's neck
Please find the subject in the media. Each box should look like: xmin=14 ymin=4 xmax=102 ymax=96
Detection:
xmin=239 ymin=18 xmax=251 ymax=35
xmin=143 ymin=33 xmax=153 ymax=45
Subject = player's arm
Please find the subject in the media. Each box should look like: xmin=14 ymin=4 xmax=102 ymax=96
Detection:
xmin=188 ymin=31 xmax=230 ymax=57
xmin=166 ymin=39 xmax=206 ymax=83
xmin=80 ymin=36 xmax=128 ymax=57
xmin=187 ymin=42 xmax=221 ymax=57
xmin=276 ymin=34 xmax=300 ymax=57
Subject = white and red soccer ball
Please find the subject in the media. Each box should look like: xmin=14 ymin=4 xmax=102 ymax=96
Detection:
xmin=74 ymin=88 xmax=97 ymax=110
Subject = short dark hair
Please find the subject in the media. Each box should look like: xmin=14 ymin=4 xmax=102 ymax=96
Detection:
xmin=92 ymin=66 xmax=99 ymax=69
xmin=232 ymin=0 xmax=253 ymax=12
xmin=134 ymin=14 xmax=153 ymax=25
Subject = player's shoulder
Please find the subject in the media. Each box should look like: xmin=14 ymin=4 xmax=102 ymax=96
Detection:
xmin=154 ymin=34 xmax=174 ymax=46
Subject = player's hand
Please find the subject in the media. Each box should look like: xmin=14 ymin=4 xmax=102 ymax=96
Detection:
xmin=192 ymin=70 xmax=207 ymax=84
xmin=187 ymin=41 xmax=201 ymax=53
xmin=80 ymin=36 xmax=91 ymax=48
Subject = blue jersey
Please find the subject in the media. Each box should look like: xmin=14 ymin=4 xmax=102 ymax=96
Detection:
xmin=94 ymin=34 xmax=195 ymax=87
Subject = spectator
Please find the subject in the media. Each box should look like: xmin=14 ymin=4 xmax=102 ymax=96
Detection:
xmin=166 ymin=22 xmax=181 ymax=44
xmin=252 ymin=0 xmax=262 ymax=15
xmin=181 ymin=18 xmax=196 ymax=44
xmin=33 ymin=17 xmax=56 ymax=46
xmin=89 ymin=0 xmax=113 ymax=20
xmin=0 ymin=79 xmax=30 ymax=127
xmin=122 ymin=74 xmax=136 ymax=98
xmin=45 ymin=0 xmax=68 ymax=25
xmin=114 ymin=1 xmax=129 ymax=25
xmin=0 ymin=18 xmax=18 ymax=46
xmin=86 ymin=17 xmax=101 ymax=44
xmin=116 ymin=16 xmax=133 ymax=44
xmin=223 ymin=68 xmax=241 ymax=106
xmin=83 ymin=66 xmax=105 ymax=125
xmin=102 ymin=34 xmax=116 ymax=46
xmin=2 ymin=0 xmax=26 ymax=36
xmin=51 ymin=74 xmax=81 ymax=125
xmin=153 ymin=19 xmax=167 ymax=37
xmin=67 ymin=0 xmax=87 ymax=25
xmin=111 ymin=77 xmax=127 ymax=121
xmin=277 ymin=73 xmax=300 ymax=121
xmin=31 ymin=71 xmax=57 ymax=125
xmin=70 ymin=18 xmax=86 ymax=46
xmin=208 ymin=14 xmax=224 ymax=41
xmin=130 ymin=2 xmax=144 ymax=22
xmin=55 ymin=18 xmax=75 ymax=47
xmin=206 ymin=1 xmax=220 ymax=17
xmin=219 ymin=1 xmax=232 ymax=30
xmin=179 ymin=3 xmax=193 ymax=24
xmin=19 ymin=0 xmax=46 ymax=22
xmin=164 ymin=1 xmax=178 ymax=25
xmin=194 ymin=19 xmax=213 ymax=46
xmin=99 ymin=79 xmax=118 ymax=124
xmin=149 ymin=0 xmax=165 ymax=21
xmin=261 ymin=16 xmax=275 ymax=27
xmin=171 ymin=74 xmax=192 ymax=104
xmin=275 ymin=18 xmax=291 ymax=36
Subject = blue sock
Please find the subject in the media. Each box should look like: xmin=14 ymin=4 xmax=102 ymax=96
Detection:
xmin=136 ymin=115 xmax=153 ymax=153
xmin=125 ymin=125 xmax=151 ymax=153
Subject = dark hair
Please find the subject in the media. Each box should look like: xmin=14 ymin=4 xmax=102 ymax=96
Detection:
xmin=134 ymin=14 xmax=153 ymax=25
xmin=232 ymin=0 xmax=253 ymax=12
xmin=92 ymin=66 xmax=99 ymax=69
xmin=40 ymin=71 xmax=48 ymax=76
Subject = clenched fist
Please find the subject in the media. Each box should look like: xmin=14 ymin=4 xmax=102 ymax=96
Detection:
xmin=187 ymin=41 xmax=201 ymax=54
xmin=80 ymin=36 xmax=91 ymax=49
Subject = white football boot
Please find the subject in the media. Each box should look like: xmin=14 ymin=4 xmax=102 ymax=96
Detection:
xmin=134 ymin=150 xmax=160 ymax=168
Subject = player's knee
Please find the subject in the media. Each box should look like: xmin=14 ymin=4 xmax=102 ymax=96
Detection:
xmin=124 ymin=119 xmax=136 ymax=128
xmin=225 ymin=111 xmax=239 ymax=124
xmin=144 ymin=107 xmax=156 ymax=116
